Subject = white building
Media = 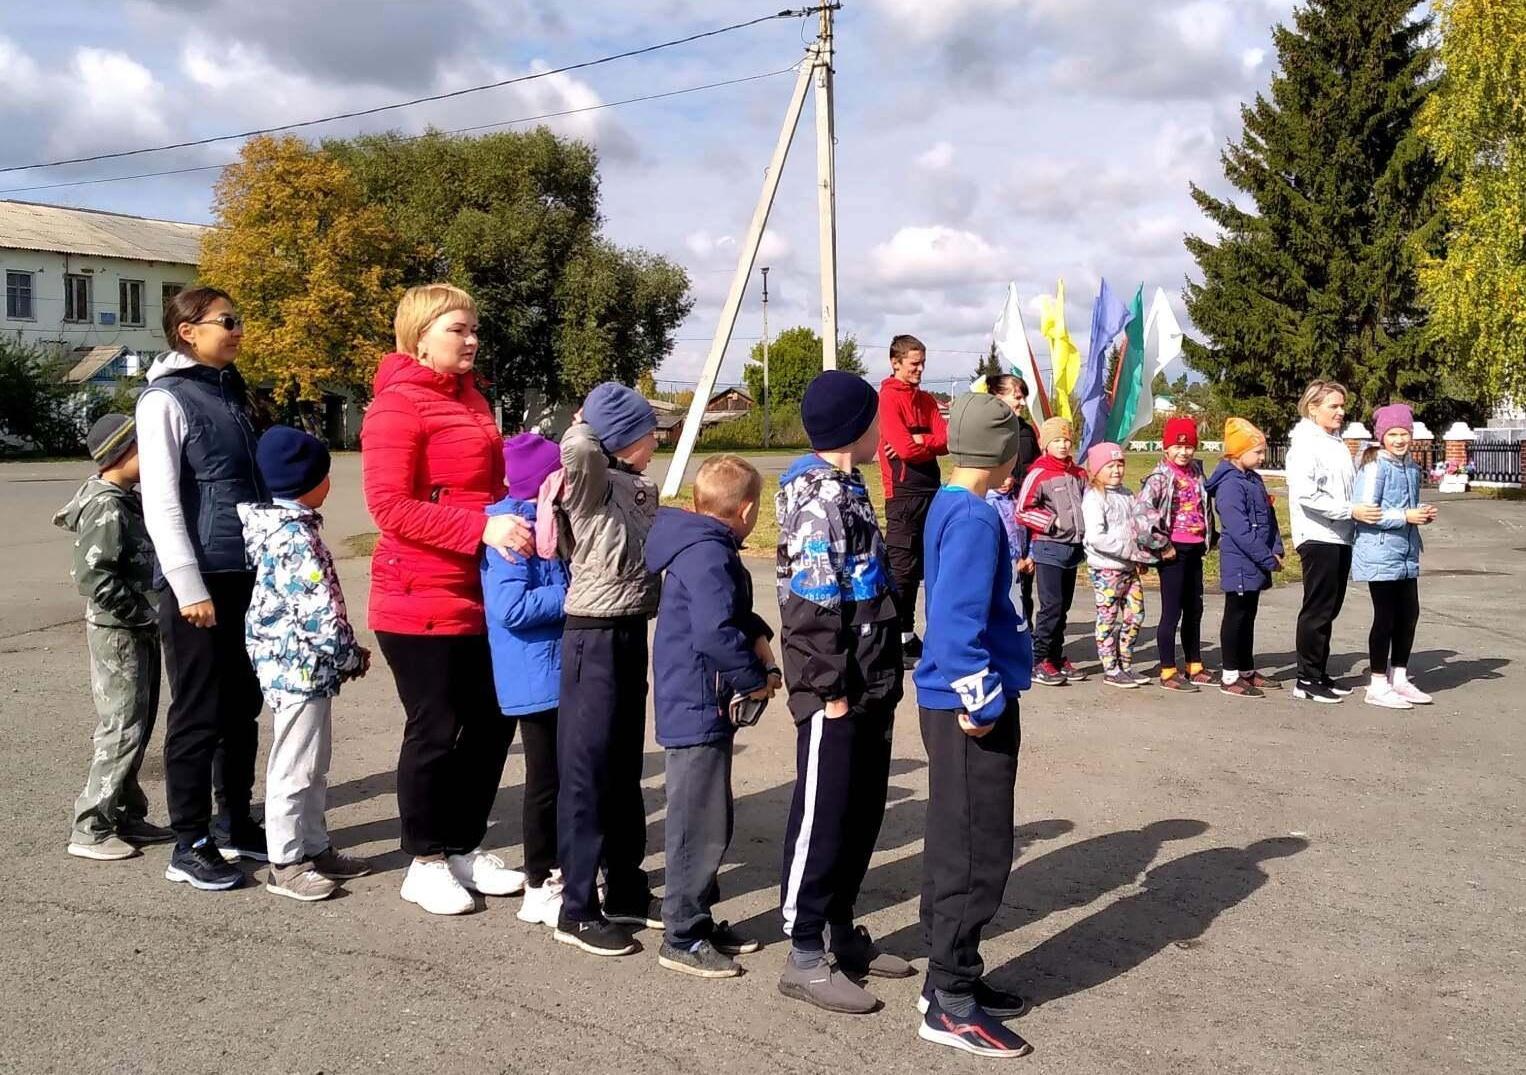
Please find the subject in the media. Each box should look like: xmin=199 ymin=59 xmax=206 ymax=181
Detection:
xmin=1 ymin=199 xmax=208 ymax=357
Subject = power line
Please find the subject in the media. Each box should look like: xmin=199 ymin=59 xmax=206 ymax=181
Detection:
xmin=0 ymin=8 xmax=825 ymax=174
xmin=0 ymin=65 xmax=798 ymax=196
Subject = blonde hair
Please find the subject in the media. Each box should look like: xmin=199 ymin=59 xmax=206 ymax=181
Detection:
xmin=1298 ymin=379 xmax=1348 ymax=418
xmin=693 ymin=454 xmax=763 ymax=518
xmin=394 ymin=283 xmax=478 ymax=355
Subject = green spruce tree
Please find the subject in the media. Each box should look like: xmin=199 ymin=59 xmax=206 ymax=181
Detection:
xmin=1183 ymin=0 xmax=1443 ymax=430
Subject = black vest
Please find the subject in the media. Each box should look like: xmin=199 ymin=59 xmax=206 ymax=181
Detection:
xmin=145 ymin=362 xmax=266 ymax=584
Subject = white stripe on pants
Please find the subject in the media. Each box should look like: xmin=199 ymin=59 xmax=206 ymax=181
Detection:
xmin=781 ymin=710 xmax=824 ymax=937
xmin=265 ymin=695 xmax=333 ymax=866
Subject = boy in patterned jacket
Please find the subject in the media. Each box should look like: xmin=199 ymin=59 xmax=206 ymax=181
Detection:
xmin=775 ymin=371 xmax=910 ymax=1016
xmin=238 ymin=427 xmax=370 ymax=901
xmin=55 ymin=415 xmax=174 ymax=861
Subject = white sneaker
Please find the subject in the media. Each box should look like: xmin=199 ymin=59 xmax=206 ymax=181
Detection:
xmin=447 ymin=849 xmax=525 ymax=897
xmin=400 ymin=859 xmax=474 ymax=915
xmin=1390 ymin=679 xmax=1433 ymax=705
xmin=1364 ymin=684 xmax=1413 ymax=710
xmin=517 ymin=877 xmax=564 ymax=927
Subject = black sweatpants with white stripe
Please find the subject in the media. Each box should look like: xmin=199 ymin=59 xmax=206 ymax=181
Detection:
xmin=779 ymin=700 xmax=894 ymax=951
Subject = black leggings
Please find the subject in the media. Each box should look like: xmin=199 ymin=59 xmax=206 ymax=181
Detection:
xmin=1368 ymin=579 xmax=1419 ymax=674
xmin=1220 ymin=590 xmax=1261 ymax=674
xmin=516 ymin=711 xmax=559 ymax=887
xmin=1156 ymin=542 xmax=1205 ymax=670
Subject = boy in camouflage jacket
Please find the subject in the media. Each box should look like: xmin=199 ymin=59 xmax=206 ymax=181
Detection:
xmin=54 ymin=415 xmax=172 ymax=860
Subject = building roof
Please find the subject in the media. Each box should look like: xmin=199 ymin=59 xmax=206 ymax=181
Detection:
xmin=64 ymin=345 xmax=131 ymax=383
xmin=708 ymin=386 xmax=753 ymax=404
xmin=0 ymin=200 xmax=208 ymax=265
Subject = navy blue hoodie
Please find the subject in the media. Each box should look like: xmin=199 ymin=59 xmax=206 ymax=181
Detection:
xmin=1206 ymin=460 xmax=1283 ymax=595
xmin=645 ymin=507 xmax=773 ymax=748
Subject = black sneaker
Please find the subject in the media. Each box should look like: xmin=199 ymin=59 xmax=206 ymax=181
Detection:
xmin=604 ymin=894 xmax=662 ymax=929
xmin=902 ymin=635 xmax=924 ymax=671
xmin=216 ymin=818 xmax=269 ymax=863
xmin=711 ymin=920 xmax=762 ymax=955
xmin=919 ymin=979 xmax=1031 ymax=1019
xmin=554 ymin=914 xmax=638 ymax=957
xmin=165 ymin=837 xmax=245 ymax=891
xmin=1293 ymin=679 xmax=1342 ymax=704
xmin=658 ymin=939 xmax=742 ymax=978
xmin=116 ymin=816 xmax=175 ymax=845
xmin=1321 ymin=677 xmax=1354 ymax=697
xmin=918 ymin=996 xmax=1034 ymax=1057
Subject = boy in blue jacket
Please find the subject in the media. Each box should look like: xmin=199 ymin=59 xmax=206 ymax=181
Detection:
xmin=644 ymin=455 xmax=778 ymax=978
xmin=913 ymin=393 xmax=1034 ymax=1058
xmin=484 ymin=433 xmax=570 ymax=927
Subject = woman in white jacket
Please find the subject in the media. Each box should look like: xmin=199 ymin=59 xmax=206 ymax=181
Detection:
xmin=1283 ymin=380 xmax=1382 ymax=703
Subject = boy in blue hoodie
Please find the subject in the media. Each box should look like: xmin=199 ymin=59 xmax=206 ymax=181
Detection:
xmin=912 ymin=393 xmax=1034 ymax=1058
xmin=644 ymin=455 xmax=778 ymax=979
xmin=484 ymin=433 xmax=571 ymax=927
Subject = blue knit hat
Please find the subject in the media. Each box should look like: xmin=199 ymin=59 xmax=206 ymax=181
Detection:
xmin=583 ymin=382 xmax=657 ymax=453
xmin=801 ymin=370 xmax=879 ymax=451
xmin=256 ymin=425 xmax=331 ymax=501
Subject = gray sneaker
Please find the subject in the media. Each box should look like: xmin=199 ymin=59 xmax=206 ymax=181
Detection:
xmin=828 ymin=924 xmax=915 ymax=979
xmin=312 ymin=846 xmax=372 ymax=880
xmin=778 ymin=956 xmax=878 ymax=1014
xmin=266 ymin=861 xmax=339 ymax=902
xmin=658 ymin=939 xmax=742 ymax=979
xmin=1103 ymin=669 xmax=1140 ymax=689
xmin=67 ymin=835 xmax=138 ymax=861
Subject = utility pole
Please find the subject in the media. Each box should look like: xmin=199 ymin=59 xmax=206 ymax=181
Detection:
xmin=660 ymin=5 xmax=842 ymax=499
xmin=760 ymin=265 xmax=771 ymax=449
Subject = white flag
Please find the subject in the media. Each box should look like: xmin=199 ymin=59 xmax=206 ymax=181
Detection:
xmin=1131 ymin=288 xmax=1185 ymax=441
xmin=992 ymin=283 xmax=1053 ymax=419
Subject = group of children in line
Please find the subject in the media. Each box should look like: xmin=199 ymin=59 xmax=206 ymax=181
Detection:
xmin=54 ymin=359 xmax=1437 ymax=1060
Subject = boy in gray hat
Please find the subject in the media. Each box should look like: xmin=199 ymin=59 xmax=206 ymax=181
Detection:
xmin=53 ymin=414 xmax=172 ymax=860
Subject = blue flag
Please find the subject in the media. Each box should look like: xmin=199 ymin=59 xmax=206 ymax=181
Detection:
xmin=1076 ymin=277 xmax=1131 ymax=456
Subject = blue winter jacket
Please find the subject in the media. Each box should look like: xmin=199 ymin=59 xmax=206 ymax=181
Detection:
xmin=1206 ymin=460 xmax=1284 ymax=595
xmin=914 ymin=487 xmax=1033 ymax=725
xmin=482 ymin=496 xmax=570 ymax=717
xmin=645 ymin=507 xmax=773 ymax=748
xmin=1352 ymin=453 xmax=1423 ymax=582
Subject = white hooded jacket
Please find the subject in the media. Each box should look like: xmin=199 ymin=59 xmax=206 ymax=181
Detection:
xmin=1284 ymin=417 xmax=1355 ymax=548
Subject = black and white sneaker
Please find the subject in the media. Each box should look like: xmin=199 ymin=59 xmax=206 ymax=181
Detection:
xmin=918 ymin=979 xmax=1031 ymax=1019
xmin=1293 ymin=679 xmax=1342 ymax=704
xmin=711 ymin=920 xmax=762 ymax=955
xmin=1321 ymin=677 xmax=1354 ymax=697
xmin=919 ymin=996 xmax=1033 ymax=1057
xmin=216 ymin=818 xmax=270 ymax=863
xmin=902 ymin=635 xmax=924 ymax=671
xmin=165 ymin=837 xmax=245 ymax=891
xmin=659 ymin=939 xmax=742 ymax=979
xmin=554 ymin=915 xmax=638 ymax=957
xmin=604 ymin=894 xmax=662 ymax=929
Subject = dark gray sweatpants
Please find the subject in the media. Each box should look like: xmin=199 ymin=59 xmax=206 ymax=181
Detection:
xmin=662 ymin=738 xmax=735 ymax=948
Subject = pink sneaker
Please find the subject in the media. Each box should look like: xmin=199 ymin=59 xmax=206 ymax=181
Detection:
xmin=1390 ymin=679 xmax=1433 ymax=705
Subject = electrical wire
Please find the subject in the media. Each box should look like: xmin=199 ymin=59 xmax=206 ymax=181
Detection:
xmin=0 ymin=8 xmax=827 ymax=174
xmin=0 ymin=64 xmax=800 ymax=196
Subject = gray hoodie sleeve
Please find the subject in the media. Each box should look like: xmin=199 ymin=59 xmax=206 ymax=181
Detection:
xmin=136 ymin=389 xmax=210 ymax=606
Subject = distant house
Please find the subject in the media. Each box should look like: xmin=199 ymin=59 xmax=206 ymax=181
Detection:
xmin=1 ymin=199 xmax=208 ymax=356
xmin=705 ymin=386 xmax=753 ymax=415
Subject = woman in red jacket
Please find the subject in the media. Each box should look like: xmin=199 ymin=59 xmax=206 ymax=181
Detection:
xmin=362 ymin=283 xmax=533 ymax=916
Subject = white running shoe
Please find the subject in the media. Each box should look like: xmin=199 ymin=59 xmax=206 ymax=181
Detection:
xmin=447 ymin=849 xmax=525 ymax=897
xmin=1364 ymin=684 xmax=1413 ymax=710
xmin=517 ymin=877 xmax=565 ymax=927
xmin=1390 ymin=679 xmax=1433 ymax=705
xmin=400 ymin=859 xmax=474 ymax=915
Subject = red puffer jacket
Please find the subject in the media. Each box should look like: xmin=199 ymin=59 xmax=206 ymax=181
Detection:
xmin=361 ymin=353 xmax=505 ymax=635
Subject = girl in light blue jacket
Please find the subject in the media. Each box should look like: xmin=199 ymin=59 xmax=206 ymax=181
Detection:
xmin=1352 ymin=405 xmax=1437 ymax=710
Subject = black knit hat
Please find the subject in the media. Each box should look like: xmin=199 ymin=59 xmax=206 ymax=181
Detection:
xmin=87 ymin=414 xmax=137 ymax=472
xmin=801 ymin=371 xmax=879 ymax=451
xmin=256 ymin=425 xmax=331 ymax=501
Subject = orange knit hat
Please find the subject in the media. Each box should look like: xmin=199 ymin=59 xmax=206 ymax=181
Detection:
xmin=1223 ymin=417 xmax=1266 ymax=459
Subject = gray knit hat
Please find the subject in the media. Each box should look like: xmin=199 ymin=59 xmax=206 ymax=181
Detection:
xmin=947 ymin=393 xmax=1020 ymax=468
xmin=86 ymin=414 xmax=137 ymax=471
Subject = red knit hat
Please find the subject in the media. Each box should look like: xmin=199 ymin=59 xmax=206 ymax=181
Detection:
xmin=1163 ymin=416 xmax=1199 ymax=448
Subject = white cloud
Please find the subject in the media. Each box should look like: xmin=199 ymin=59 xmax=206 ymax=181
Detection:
xmin=870 ymin=225 xmax=1006 ymax=289
xmin=916 ymin=141 xmax=955 ymax=171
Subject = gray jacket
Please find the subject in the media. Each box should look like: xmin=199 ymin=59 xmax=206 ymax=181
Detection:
xmin=559 ymin=422 xmax=660 ymax=619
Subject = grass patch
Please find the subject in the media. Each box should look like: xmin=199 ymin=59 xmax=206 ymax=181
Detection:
xmin=341 ymin=531 xmax=379 ymax=559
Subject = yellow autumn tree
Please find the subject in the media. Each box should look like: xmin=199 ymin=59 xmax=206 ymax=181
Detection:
xmin=199 ymin=135 xmax=409 ymax=403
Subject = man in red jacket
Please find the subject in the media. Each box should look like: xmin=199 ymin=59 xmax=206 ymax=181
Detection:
xmin=877 ymin=334 xmax=948 ymax=669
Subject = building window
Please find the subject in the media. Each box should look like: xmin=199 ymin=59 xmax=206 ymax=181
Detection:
xmin=120 ymin=279 xmax=145 ymax=326
xmin=162 ymin=282 xmax=184 ymax=309
xmin=4 ymin=271 xmax=33 ymax=320
xmin=64 ymin=274 xmax=91 ymax=323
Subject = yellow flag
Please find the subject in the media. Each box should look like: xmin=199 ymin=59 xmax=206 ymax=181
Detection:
xmin=1039 ymin=279 xmax=1080 ymax=421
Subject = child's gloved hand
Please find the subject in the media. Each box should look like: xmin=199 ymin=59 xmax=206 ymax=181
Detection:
xmin=957 ymin=712 xmax=994 ymax=738
xmin=355 ymin=646 xmax=372 ymax=678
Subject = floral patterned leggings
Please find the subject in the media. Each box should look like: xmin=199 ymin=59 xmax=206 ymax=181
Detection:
xmin=1090 ymin=567 xmax=1146 ymax=672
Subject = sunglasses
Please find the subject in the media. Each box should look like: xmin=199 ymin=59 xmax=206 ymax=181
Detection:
xmin=191 ymin=314 xmax=243 ymax=331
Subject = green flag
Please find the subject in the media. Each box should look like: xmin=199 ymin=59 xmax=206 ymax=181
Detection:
xmin=1107 ymin=284 xmax=1146 ymax=443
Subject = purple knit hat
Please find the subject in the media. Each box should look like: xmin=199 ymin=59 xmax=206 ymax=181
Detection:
xmin=503 ymin=433 xmax=562 ymax=500
xmin=1372 ymin=404 xmax=1414 ymax=441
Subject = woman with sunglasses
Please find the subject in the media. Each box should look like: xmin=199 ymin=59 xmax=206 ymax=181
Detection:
xmin=136 ymin=286 xmax=268 ymax=892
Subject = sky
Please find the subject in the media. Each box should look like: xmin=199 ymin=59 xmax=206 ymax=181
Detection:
xmin=0 ymin=0 xmax=1299 ymax=393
